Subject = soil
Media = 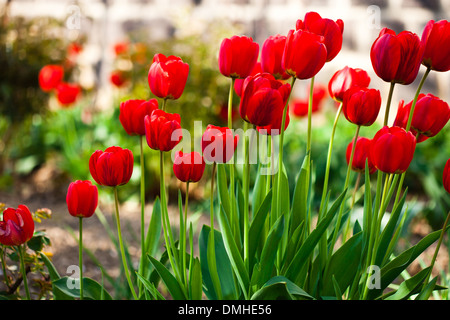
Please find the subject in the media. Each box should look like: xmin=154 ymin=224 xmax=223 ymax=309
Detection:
xmin=0 ymin=163 xmax=448 ymax=299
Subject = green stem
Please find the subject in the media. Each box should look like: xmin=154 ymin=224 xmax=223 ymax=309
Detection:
xmin=182 ymin=181 xmax=190 ymax=289
xmin=306 ymin=76 xmax=315 ymax=155
xmin=18 ymin=244 xmax=30 ymax=300
xmin=330 ymin=125 xmax=361 ymax=254
xmin=343 ymin=171 xmax=362 ymax=241
xmin=138 ymin=135 xmax=146 ymax=296
xmin=1 ymin=246 xmax=10 ymax=287
xmin=318 ymin=103 xmax=343 ymax=221
xmin=276 ymin=77 xmax=296 ymax=218
xmin=79 ymin=217 xmax=83 ymax=300
xmin=383 ymin=82 xmax=395 ymax=126
xmin=228 ymin=78 xmax=238 ymax=242
xmin=208 ymin=162 xmax=222 ymax=299
xmin=113 ymin=186 xmax=138 ymax=300
xmin=162 ymin=98 xmax=168 ymax=112
xmin=159 ymin=151 xmax=181 ymax=282
xmin=405 ymin=67 xmax=431 ymax=132
xmin=243 ymin=121 xmax=250 ymax=269
xmin=424 ymin=210 xmax=450 ymax=289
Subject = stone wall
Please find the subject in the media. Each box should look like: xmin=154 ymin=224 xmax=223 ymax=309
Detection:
xmin=6 ymin=0 xmax=450 ymax=109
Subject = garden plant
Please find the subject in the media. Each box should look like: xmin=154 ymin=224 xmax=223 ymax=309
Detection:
xmin=1 ymin=9 xmax=450 ymax=302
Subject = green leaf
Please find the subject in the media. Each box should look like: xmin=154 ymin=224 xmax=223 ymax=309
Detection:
xmin=248 ymin=189 xmax=272 ymax=273
xmin=384 ymin=267 xmax=431 ymax=300
xmin=284 ymin=189 xmax=347 ymax=281
xmin=27 ymin=232 xmax=50 ymax=252
xmin=135 ymin=272 xmax=165 ymax=300
xmin=142 ymin=197 xmax=162 ymax=280
xmin=321 ymin=232 xmax=363 ymax=297
xmin=217 ymin=163 xmax=231 ymax=218
xmin=367 ymin=225 xmax=450 ymax=299
xmin=53 ymin=277 xmax=113 ymax=300
xmin=39 ymin=252 xmax=74 ymax=300
xmin=147 ymin=255 xmax=187 ymax=300
xmin=374 ymin=192 xmax=407 ymax=267
xmin=217 ymin=204 xmax=250 ymax=299
xmin=251 ymin=276 xmax=314 ymax=300
xmin=252 ymin=166 xmax=268 ymax=215
xmin=199 ymin=225 xmax=237 ymax=300
xmin=414 ymin=276 xmax=438 ymax=300
xmin=254 ymin=215 xmax=285 ymax=287
xmin=189 ymin=258 xmax=203 ymax=300
xmin=290 ymin=154 xmax=310 ymax=237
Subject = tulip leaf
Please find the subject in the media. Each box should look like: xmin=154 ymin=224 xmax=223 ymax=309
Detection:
xmin=321 ymin=232 xmax=363 ymax=297
xmin=217 ymin=204 xmax=250 ymax=299
xmin=39 ymin=252 xmax=74 ymax=300
xmin=367 ymin=225 xmax=450 ymax=299
xmin=284 ymin=189 xmax=347 ymax=282
xmin=53 ymin=276 xmax=113 ymax=300
xmin=250 ymin=276 xmax=314 ymax=300
xmin=142 ymin=197 xmax=162 ymax=279
xmin=199 ymin=225 xmax=237 ymax=300
xmin=290 ymin=153 xmax=310 ymax=237
xmin=147 ymin=254 xmax=187 ymax=300
xmin=252 ymin=165 xmax=268 ymax=215
xmin=253 ymin=215 xmax=285 ymax=287
xmin=135 ymin=272 xmax=165 ymax=300
xmin=248 ymin=189 xmax=272 ymax=273
xmin=384 ymin=267 xmax=431 ymax=300
xmin=217 ymin=163 xmax=231 ymax=218
xmin=188 ymin=257 xmax=203 ymax=300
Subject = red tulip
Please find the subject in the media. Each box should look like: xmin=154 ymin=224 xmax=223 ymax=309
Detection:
xmin=290 ymin=84 xmax=327 ymax=118
xmin=148 ymin=53 xmax=189 ymax=100
xmin=114 ymin=42 xmax=129 ymax=56
xmin=110 ymin=70 xmax=128 ymax=88
xmin=234 ymin=62 xmax=262 ymax=97
xmin=370 ymin=28 xmax=424 ymax=85
xmin=0 ymin=205 xmax=34 ymax=246
xmin=119 ymin=99 xmax=159 ymax=136
xmin=39 ymin=65 xmax=64 ymax=92
xmin=346 ymin=137 xmax=376 ymax=174
xmin=342 ymin=86 xmax=382 ymax=126
xmin=257 ymin=106 xmax=290 ymax=136
xmin=443 ymin=158 xmax=450 ymax=194
xmin=89 ymin=146 xmax=134 ymax=187
xmin=173 ymin=151 xmax=206 ymax=183
xmin=201 ymin=125 xmax=239 ymax=164
xmin=218 ymin=35 xmax=259 ymax=79
xmin=261 ymin=35 xmax=290 ymax=80
xmin=296 ymin=11 xmax=344 ymax=62
xmin=370 ymin=126 xmax=416 ymax=174
xmin=144 ymin=109 xmax=182 ymax=152
xmin=66 ymin=180 xmax=98 ymax=218
xmin=328 ymin=66 xmax=371 ymax=102
xmin=282 ymin=28 xmax=327 ymax=80
xmin=239 ymin=73 xmax=291 ymax=127
xmin=56 ymin=82 xmax=81 ymax=106
xmin=393 ymin=93 xmax=450 ymax=142
xmin=421 ymin=19 xmax=450 ymax=72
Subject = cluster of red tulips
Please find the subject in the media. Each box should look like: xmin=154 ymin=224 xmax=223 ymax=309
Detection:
xmin=3 ymin=11 xmax=450 ymax=300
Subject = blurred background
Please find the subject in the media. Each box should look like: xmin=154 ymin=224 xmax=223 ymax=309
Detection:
xmin=1 ymin=0 xmax=449 ymax=298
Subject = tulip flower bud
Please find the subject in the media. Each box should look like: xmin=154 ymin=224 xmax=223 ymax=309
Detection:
xmin=201 ymin=125 xmax=239 ymax=164
xmin=89 ymin=146 xmax=134 ymax=187
xmin=219 ymin=35 xmax=259 ymax=79
xmin=173 ymin=151 xmax=206 ymax=183
xmin=56 ymin=82 xmax=81 ymax=106
xmin=282 ymin=28 xmax=327 ymax=80
xmin=261 ymin=35 xmax=290 ymax=80
xmin=119 ymin=99 xmax=159 ymax=136
xmin=239 ymin=73 xmax=291 ymax=127
xmin=66 ymin=180 xmax=98 ymax=218
xmin=0 ymin=205 xmax=35 ymax=246
xmin=370 ymin=126 xmax=416 ymax=174
xmin=297 ymin=11 xmax=344 ymax=62
xmin=38 ymin=65 xmax=64 ymax=92
xmin=342 ymin=87 xmax=382 ymax=126
xmin=421 ymin=19 xmax=450 ymax=72
xmin=370 ymin=28 xmax=424 ymax=85
xmin=393 ymin=93 xmax=450 ymax=143
xmin=328 ymin=66 xmax=371 ymax=103
xmin=144 ymin=109 xmax=182 ymax=152
xmin=346 ymin=137 xmax=376 ymax=174
xmin=148 ymin=53 xmax=189 ymax=100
